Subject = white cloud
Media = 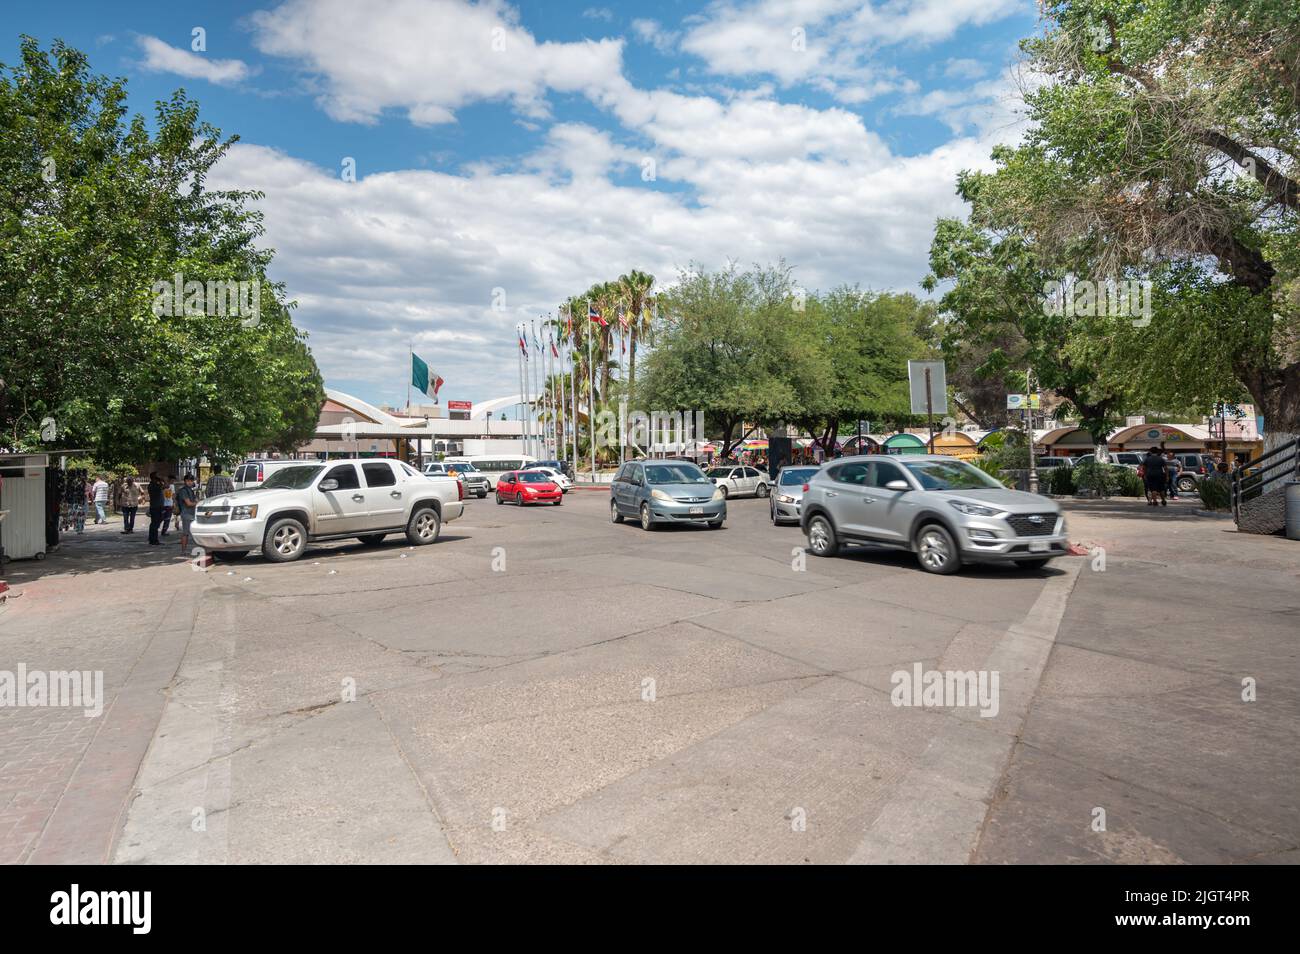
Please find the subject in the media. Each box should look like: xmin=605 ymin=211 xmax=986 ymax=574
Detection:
xmin=678 ymin=0 xmax=1024 ymax=103
xmin=943 ymin=57 xmax=987 ymax=80
xmin=136 ymin=35 xmax=253 ymax=85
xmin=582 ymin=7 xmax=614 ymax=21
xmin=249 ymin=0 xmax=625 ymax=125
xmin=205 ymin=0 xmax=1030 ymax=405
xmin=630 ymin=19 xmax=680 ymax=55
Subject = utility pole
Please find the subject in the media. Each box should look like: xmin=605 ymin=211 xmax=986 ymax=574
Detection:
xmin=1027 ymin=366 xmax=1039 ymax=494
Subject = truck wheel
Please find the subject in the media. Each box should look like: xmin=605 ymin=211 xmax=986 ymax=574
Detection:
xmin=406 ymin=506 xmax=441 ymax=546
xmin=263 ymin=517 xmax=307 ymax=562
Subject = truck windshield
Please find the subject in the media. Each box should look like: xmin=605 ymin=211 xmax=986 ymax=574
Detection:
xmin=260 ymin=465 xmax=323 ymax=490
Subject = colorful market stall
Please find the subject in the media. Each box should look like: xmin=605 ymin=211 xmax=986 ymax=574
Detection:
xmin=882 ymin=433 xmax=927 ymax=455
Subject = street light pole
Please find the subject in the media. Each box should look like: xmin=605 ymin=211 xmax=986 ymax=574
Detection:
xmin=1027 ymin=366 xmax=1039 ymax=494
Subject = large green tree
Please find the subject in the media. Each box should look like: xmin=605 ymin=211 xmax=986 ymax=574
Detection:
xmin=974 ymin=0 xmax=1300 ymax=444
xmin=0 ymin=38 xmax=323 ymax=462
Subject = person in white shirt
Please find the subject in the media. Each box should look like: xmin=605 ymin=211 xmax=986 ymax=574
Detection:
xmin=91 ymin=475 xmax=110 ymax=524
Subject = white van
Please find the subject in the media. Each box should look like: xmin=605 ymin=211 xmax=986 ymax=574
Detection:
xmin=443 ymin=455 xmax=536 ymax=489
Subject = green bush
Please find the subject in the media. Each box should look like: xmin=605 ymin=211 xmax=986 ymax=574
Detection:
xmin=1114 ymin=467 xmax=1145 ymax=497
xmin=970 ymin=454 xmax=1013 ymax=488
xmin=1073 ymin=461 xmax=1130 ymax=498
xmin=1198 ymin=474 xmax=1231 ymax=510
xmin=1047 ymin=464 xmax=1074 ymax=495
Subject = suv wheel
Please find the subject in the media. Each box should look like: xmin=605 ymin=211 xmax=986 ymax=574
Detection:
xmin=756 ymin=482 xmax=769 ymax=498
xmin=263 ymin=517 xmax=307 ymax=562
xmin=639 ymin=502 xmax=655 ymax=531
xmin=406 ymin=506 xmax=441 ymax=546
xmin=915 ymin=523 xmax=960 ymax=575
xmin=610 ymin=499 xmax=624 ymax=523
xmin=1177 ymin=475 xmax=1196 ymax=493
xmin=806 ymin=514 xmax=838 ymax=557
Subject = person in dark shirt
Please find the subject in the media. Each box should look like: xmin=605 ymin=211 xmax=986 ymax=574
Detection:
xmin=1142 ymin=449 xmax=1166 ymax=507
xmin=147 ymin=472 xmax=165 ymax=544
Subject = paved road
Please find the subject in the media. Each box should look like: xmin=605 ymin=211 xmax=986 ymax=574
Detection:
xmin=1 ymin=491 xmax=1295 ymax=863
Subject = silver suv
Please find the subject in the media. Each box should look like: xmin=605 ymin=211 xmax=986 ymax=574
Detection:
xmin=800 ymin=455 xmax=1067 ymax=574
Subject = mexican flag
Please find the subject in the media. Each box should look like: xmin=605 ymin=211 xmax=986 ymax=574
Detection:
xmin=411 ymin=353 xmax=444 ymax=402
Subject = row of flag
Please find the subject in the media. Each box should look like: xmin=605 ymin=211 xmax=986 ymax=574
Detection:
xmin=522 ymin=302 xmax=633 ymax=357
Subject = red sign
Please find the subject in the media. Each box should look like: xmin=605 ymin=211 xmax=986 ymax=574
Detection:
xmin=447 ymin=400 xmax=472 ymax=411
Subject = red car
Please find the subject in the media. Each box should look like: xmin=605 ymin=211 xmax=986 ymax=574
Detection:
xmin=496 ymin=470 xmax=563 ymax=506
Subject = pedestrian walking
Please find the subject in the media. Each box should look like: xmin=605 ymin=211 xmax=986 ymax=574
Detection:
xmin=90 ymin=474 xmax=110 ymax=523
xmin=118 ymin=476 xmax=140 ymax=534
xmin=147 ymin=472 xmax=165 ymax=545
xmin=161 ymin=474 xmax=176 ymax=536
xmin=1165 ymin=450 xmax=1182 ymax=499
xmin=204 ymin=464 xmax=234 ymax=499
xmin=176 ymin=473 xmax=199 ymax=553
xmin=1142 ymin=447 xmax=1166 ymax=507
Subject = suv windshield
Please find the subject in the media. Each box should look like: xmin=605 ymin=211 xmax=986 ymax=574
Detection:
xmin=903 ymin=459 xmax=1002 ymax=491
xmin=779 ymin=467 xmax=818 ymax=485
xmin=647 ymin=463 xmax=710 ymax=485
xmin=260 ymin=465 xmax=324 ymax=490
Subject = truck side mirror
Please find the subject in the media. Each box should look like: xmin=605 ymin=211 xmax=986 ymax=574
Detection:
xmin=319 ymin=478 xmax=339 ymax=492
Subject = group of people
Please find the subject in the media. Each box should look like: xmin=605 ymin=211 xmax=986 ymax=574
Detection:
xmin=1139 ymin=446 xmax=1187 ymax=507
xmin=102 ymin=466 xmax=236 ymax=551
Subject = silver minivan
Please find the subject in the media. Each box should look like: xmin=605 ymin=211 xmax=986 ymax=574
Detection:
xmin=611 ymin=459 xmax=726 ymax=530
xmin=800 ymin=455 xmax=1067 ymax=574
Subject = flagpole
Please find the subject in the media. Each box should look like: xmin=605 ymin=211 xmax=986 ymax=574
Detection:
xmin=570 ymin=307 xmax=578 ymax=474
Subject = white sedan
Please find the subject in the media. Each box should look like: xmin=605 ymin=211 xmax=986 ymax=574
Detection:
xmin=523 ymin=465 xmax=573 ymax=493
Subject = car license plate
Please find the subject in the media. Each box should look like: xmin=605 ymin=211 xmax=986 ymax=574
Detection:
xmin=1029 ymin=540 xmax=1049 ymax=553
xmin=689 ymin=506 xmax=703 ymax=515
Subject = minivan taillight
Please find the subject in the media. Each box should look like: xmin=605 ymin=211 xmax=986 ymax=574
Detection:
xmin=802 ymin=483 xmax=809 ymax=492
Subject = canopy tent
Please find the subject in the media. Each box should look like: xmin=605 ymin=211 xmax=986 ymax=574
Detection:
xmin=882 ymin=433 xmax=927 ymax=454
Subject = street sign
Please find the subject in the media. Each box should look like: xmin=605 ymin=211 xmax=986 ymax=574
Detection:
xmin=1006 ymin=393 xmax=1041 ymax=410
xmin=908 ymin=361 xmax=947 ymax=416
xmin=448 ymin=400 xmax=472 ymax=411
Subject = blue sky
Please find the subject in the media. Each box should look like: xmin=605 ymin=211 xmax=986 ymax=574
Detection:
xmin=7 ymin=0 xmax=1040 ymax=409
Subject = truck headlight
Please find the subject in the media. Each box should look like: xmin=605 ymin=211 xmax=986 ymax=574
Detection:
xmin=230 ymin=505 xmax=258 ymax=520
xmin=650 ymin=489 xmax=672 ymax=502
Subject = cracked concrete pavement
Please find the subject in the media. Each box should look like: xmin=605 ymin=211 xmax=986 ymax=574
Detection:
xmin=1 ymin=491 xmax=1295 ymax=864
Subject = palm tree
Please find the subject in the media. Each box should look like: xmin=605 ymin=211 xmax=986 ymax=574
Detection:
xmin=616 ymin=270 xmax=655 ymax=398
xmin=587 ymin=281 xmax=620 ymax=402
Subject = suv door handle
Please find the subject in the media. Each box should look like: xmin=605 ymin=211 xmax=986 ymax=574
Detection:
xmin=390 ymin=491 xmax=401 ymax=498
xmin=351 ymin=493 xmax=365 ymax=501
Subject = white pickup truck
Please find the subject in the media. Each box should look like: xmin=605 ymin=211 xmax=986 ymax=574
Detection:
xmin=192 ymin=458 xmax=464 ymax=562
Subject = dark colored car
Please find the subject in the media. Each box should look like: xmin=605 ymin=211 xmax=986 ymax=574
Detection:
xmin=495 ymin=470 xmax=563 ymax=506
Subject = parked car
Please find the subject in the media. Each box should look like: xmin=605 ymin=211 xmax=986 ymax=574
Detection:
xmin=531 ymin=459 xmax=575 ymax=480
xmin=192 ymin=459 xmax=464 ymax=563
xmin=1074 ymin=452 xmax=1143 ymax=470
xmin=522 ymin=464 xmax=573 ymax=492
xmin=1035 ymin=457 xmax=1073 ymax=470
xmin=1172 ymin=453 xmax=1215 ymax=493
xmin=231 ymin=459 xmax=306 ymax=491
xmin=495 ymin=470 xmax=563 ymax=506
xmin=770 ymin=465 xmax=821 ymax=525
xmin=706 ymin=465 xmax=770 ymax=499
xmin=424 ymin=460 xmax=490 ymax=498
xmin=611 ymin=459 xmax=725 ymax=530
xmin=800 ymin=454 xmax=1067 ymax=574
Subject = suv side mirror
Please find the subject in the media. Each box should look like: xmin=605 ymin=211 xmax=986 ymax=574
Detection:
xmin=319 ymin=478 xmax=339 ymax=491
xmin=884 ymin=479 xmax=910 ymax=491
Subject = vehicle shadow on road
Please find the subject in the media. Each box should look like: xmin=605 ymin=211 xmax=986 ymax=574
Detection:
xmin=831 ymin=544 xmax=1074 ymax=578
